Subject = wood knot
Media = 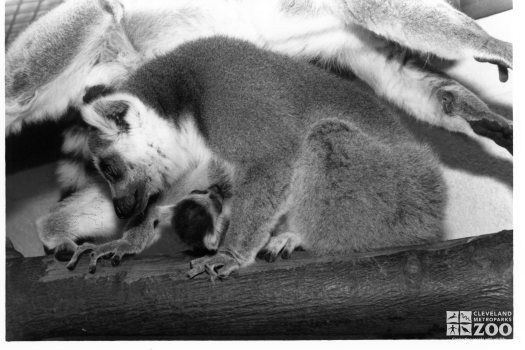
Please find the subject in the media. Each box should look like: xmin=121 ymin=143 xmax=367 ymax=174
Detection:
xmin=405 ymin=254 xmax=421 ymax=275
xmin=404 ymin=253 xmax=423 ymax=291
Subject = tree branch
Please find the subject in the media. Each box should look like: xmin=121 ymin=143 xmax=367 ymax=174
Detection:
xmin=6 ymin=230 xmax=512 ymax=340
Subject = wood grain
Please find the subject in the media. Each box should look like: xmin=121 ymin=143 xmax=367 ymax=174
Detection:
xmin=6 ymin=230 xmax=512 ymax=340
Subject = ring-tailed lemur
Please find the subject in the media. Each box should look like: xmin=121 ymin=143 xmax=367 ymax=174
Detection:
xmin=65 ymin=37 xmax=445 ymax=275
xmin=6 ymin=0 xmax=511 ymax=261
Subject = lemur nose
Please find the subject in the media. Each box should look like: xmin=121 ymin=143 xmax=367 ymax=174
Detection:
xmin=113 ymin=193 xmax=137 ymax=219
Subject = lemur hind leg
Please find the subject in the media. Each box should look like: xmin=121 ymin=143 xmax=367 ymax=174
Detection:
xmin=36 ymin=182 xmax=123 ymax=261
xmin=188 ymin=117 xmax=444 ymax=278
xmin=287 ymin=118 xmax=445 ymax=255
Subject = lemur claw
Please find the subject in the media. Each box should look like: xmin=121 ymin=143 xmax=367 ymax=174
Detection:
xmin=498 ymin=65 xmax=509 ymax=83
xmin=259 ymin=232 xmax=302 ymax=262
xmin=54 ymin=242 xmax=76 ymax=262
xmin=66 ymin=240 xmax=135 ymax=273
xmin=187 ymin=252 xmax=240 ymax=279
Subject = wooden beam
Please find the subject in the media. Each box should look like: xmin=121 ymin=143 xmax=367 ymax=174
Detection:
xmin=6 ymin=230 xmax=512 ymax=340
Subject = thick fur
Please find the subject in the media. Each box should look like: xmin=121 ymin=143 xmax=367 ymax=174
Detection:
xmin=6 ymin=0 xmax=512 ymax=137
xmin=286 ymin=119 xmax=443 ymax=254
xmin=11 ymin=0 xmax=512 ymax=257
xmin=74 ymin=37 xmax=445 ymax=274
xmin=177 ymin=119 xmax=444 ymax=257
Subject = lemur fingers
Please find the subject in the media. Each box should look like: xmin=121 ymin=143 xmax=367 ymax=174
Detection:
xmin=66 ymin=239 xmax=136 ymax=273
xmin=259 ymin=232 xmax=303 ymax=262
xmin=187 ymin=252 xmax=240 ymax=279
xmin=66 ymin=243 xmax=98 ymax=271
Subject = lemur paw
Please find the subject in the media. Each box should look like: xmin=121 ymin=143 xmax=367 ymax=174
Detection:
xmin=474 ymin=38 xmax=512 ymax=82
xmin=65 ymin=239 xmax=136 ymax=273
xmin=54 ymin=241 xmax=77 ymax=262
xmin=469 ymin=119 xmax=513 ymax=154
xmin=436 ymin=85 xmax=513 ymax=153
xmin=187 ymin=252 xmax=240 ymax=279
xmin=259 ymin=232 xmax=302 ymax=262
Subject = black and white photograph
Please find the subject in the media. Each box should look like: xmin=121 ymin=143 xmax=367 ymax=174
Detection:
xmin=2 ymin=0 xmax=517 ymax=341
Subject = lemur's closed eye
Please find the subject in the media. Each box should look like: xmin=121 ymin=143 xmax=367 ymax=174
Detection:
xmin=92 ymin=100 xmax=131 ymax=132
xmin=98 ymin=157 xmax=124 ymax=183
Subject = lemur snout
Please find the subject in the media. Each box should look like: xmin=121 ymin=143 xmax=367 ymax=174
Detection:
xmin=113 ymin=193 xmax=137 ymax=219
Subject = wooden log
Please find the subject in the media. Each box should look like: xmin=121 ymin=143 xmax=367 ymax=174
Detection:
xmin=6 ymin=230 xmax=512 ymax=340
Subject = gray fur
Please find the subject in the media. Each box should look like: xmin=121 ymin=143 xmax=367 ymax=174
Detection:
xmin=6 ymin=1 xmax=105 ymax=100
xmin=287 ymin=118 xmax=443 ymax=254
xmin=83 ymin=37 xmax=445 ymax=273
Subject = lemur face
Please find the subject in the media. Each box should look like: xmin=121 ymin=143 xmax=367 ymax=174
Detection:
xmin=81 ymin=93 xmax=197 ymax=219
xmin=172 ymin=185 xmax=226 ymax=252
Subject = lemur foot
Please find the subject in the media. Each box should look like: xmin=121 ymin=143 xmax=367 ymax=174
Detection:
xmin=474 ymin=38 xmax=512 ymax=82
xmin=469 ymin=119 xmax=513 ymax=154
xmin=187 ymin=252 xmax=240 ymax=279
xmin=436 ymin=85 xmax=513 ymax=153
xmin=260 ymin=232 xmax=302 ymax=262
xmin=66 ymin=239 xmax=136 ymax=273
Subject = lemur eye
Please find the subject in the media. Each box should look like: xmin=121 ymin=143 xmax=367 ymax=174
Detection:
xmin=98 ymin=158 xmax=122 ymax=182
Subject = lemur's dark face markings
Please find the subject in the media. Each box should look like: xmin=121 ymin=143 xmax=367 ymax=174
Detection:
xmin=172 ymin=186 xmax=225 ymax=252
xmin=92 ymin=99 xmax=130 ymax=132
xmin=98 ymin=155 xmax=125 ymax=183
xmin=90 ymin=146 xmax=154 ymax=219
xmin=83 ymin=85 xmax=115 ymax=104
xmin=81 ymin=93 xmax=208 ymax=220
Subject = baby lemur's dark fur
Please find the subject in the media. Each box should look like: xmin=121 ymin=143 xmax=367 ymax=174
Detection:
xmin=79 ymin=37 xmax=445 ymax=275
xmin=172 ymin=185 xmax=228 ymax=253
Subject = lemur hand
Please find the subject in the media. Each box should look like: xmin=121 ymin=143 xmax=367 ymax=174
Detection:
xmin=187 ymin=251 xmax=241 ymax=279
xmin=65 ymin=239 xmax=138 ymax=273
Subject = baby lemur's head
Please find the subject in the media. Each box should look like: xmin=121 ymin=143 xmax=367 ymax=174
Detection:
xmin=81 ymin=92 xmax=211 ymax=219
xmin=171 ymin=185 xmax=227 ymax=252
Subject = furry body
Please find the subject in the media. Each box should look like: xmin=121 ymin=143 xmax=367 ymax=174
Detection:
xmin=71 ymin=37 xmax=444 ymax=273
xmin=5 ymin=0 xmax=512 ymax=256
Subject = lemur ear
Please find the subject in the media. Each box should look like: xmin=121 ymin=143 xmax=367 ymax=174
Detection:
xmin=81 ymin=98 xmax=131 ymax=135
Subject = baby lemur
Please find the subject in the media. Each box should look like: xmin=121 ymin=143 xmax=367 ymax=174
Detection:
xmin=65 ymin=36 xmax=445 ymax=276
